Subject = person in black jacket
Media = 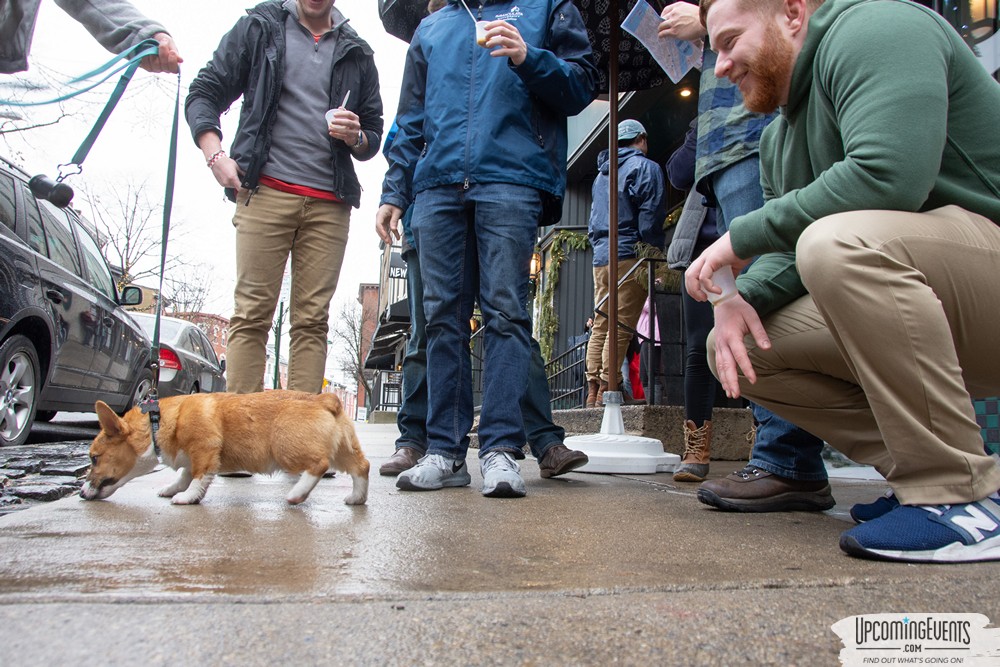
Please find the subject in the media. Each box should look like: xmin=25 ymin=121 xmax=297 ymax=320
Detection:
xmin=185 ymin=0 xmax=382 ymax=394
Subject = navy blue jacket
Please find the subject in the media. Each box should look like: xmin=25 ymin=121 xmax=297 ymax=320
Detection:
xmin=380 ymin=0 xmax=598 ymax=224
xmin=185 ymin=1 xmax=382 ymax=207
xmin=588 ymin=147 xmax=667 ymax=266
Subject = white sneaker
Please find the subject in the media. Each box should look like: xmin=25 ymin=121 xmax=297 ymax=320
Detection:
xmin=396 ymin=454 xmax=471 ymax=491
xmin=480 ymin=451 xmax=526 ymax=498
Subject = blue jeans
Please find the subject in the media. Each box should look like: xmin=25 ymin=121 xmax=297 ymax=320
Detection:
xmin=711 ymin=156 xmax=828 ymax=481
xmin=396 ymin=245 xmax=428 ymax=451
xmin=411 ymin=183 xmax=541 ymax=460
xmin=395 ymin=245 xmax=564 ymax=459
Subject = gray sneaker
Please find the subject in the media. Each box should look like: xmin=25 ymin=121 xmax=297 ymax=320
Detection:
xmin=480 ymin=451 xmax=527 ymax=498
xmin=396 ymin=454 xmax=471 ymax=491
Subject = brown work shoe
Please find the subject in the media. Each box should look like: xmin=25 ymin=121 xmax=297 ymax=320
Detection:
xmin=673 ymin=420 xmax=712 ymax=482
xmin=379 ymin=446 xmax=423 ymax=476
xmin=696 ymin=464 xmax=835 ymax=512
xmin=538 ymin=444 xmax=589 ymax=478
xmin=585 ymin=380 xmax=600 ymax=408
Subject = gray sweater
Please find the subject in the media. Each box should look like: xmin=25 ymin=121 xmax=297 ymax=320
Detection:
xmin=1 ymin=0 xmax=167 ymax=73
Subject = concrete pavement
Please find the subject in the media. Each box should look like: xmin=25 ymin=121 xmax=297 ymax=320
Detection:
xmin=1 ymin=420 xmax=999 ymax=665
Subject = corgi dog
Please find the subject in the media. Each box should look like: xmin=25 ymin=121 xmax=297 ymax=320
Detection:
xmin=80 ymin=390 xmax=369 ymax=506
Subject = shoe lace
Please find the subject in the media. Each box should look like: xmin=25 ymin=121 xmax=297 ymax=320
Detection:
xmin=482 ymin=451 xmax=519 ymax=474
xmin=745 ymin=422 xmax=757 ymax=448
xmin=735 ymin=464 xmax=762 ymax=480
xmin=682 ymin=423 xmax=710 ymax=457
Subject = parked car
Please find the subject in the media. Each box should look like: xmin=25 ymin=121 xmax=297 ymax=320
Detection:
xmin=129 ymin=313 xmax=226 ymax=396
xmin=0 ymin=156 xmax=153 ymax=446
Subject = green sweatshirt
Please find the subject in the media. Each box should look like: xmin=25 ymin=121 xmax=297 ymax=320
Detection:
xmin=730 ymin=0 xmax=1000 ymax=315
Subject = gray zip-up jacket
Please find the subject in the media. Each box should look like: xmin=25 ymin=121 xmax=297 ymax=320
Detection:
xmin=1 ymin=0 xmax=167 ymax=73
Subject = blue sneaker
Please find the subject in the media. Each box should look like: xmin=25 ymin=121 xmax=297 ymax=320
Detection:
xmin=480 ymin=451 xmax=526 ymax=498
xmin=849 ymin=490 xmax=900 ymax=523
xmin=396 ymin=454 xmax=471 ymax=491
xmin=840 ymin=499 xmax=1000 ymax=563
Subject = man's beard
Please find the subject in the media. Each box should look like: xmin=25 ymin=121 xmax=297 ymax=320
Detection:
xmin=743 ymin=22 xmax=795 ymax=114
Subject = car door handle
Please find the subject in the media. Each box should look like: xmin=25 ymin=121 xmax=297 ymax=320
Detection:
xmin=45 ymin=289 xmax=64 ymax=304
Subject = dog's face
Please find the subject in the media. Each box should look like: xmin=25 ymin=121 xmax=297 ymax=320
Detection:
xmin=80 ymin=401 xmax=156 ymax=500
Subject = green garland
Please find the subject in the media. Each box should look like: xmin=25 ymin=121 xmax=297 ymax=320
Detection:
xmin=536 ymin=230 xmax=589 ymax=362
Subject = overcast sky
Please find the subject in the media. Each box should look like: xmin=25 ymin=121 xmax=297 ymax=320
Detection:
xmin=1 ymin=0 xmax=410 ymax=380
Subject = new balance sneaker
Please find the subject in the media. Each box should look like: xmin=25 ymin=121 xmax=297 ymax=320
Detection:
xmin=396 ymin=454 xmax=471 ymax=491
xmin=849 ymin=490 xmax=900 ymax=523
xmin=481 ymin=451 xmax=527 ymax=498
xmin=840 ymin=499 xmax=1000 ymax=563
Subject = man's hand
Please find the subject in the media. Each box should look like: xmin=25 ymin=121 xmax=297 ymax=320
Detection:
xmin=658 ymin=2 xmax=706 ymax=43
xmin=375 ymin=204 xmax=404 ymax=244
xmin=140 ymin=32 xmax=182 ymax=73
xmin=484 ymin=21 xmax=528 ymax=66
xmin=710 ymin=296 xmax=770 ymax=398
xmin=327 ymin=108 xmax=363 ymax=147
xmin=686 ymin=233 xmax=749 ymax=300
xmin=210 ymin=155 xmax=242 ymax=189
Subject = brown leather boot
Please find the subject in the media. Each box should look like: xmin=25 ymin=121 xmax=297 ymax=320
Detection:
xmin=673 ymin=420 xmax=712 ymax=482
xmin=595 ymin=380 xmax=609 ymax=407
xmin=585 ymin=380 xmax=600 ymax=408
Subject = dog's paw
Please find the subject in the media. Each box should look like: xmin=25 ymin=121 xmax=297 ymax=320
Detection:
xmin=343 ymin=493 xmax=367 ymax=506
xmin=286 ymin=494 xmax=308 ymax=506
xmin=170 ymin=491 xmax=203 ymax=505
xmin=158 ymin=486 xmax=179 ymax=498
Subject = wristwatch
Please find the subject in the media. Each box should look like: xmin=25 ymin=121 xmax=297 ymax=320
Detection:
xmin=353 ymin=130 xmax=364 ymax=149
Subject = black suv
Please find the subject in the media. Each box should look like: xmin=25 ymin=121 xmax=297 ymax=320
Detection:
xmin=0 ymin=156 xmax=152 ymax=446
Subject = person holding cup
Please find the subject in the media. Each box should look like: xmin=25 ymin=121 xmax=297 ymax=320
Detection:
xmin=187 ymin=0 xmax=382 ymax=395
xmin=376 ymin=0 xmax=598 ymax=498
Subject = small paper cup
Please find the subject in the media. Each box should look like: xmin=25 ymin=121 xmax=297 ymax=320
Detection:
xmin=325 ymin=109 xmax=337 ymax=124
xmin=475 ymin=21 xmax=489 ymax=47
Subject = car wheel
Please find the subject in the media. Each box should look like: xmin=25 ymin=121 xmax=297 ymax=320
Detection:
xmin=189 ymin=383 xmax=200 ymax=394
xmin=0 ymin=335 xmax=41 ymax=447
xmin=34 ymin=410 xmax=57 ymax=422
xmin=123 ymin=368 xmax=154 ymax=414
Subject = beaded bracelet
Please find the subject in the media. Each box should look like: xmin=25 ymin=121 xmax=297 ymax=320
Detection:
xmin=207 ymin=149 xmax=227 ymax=168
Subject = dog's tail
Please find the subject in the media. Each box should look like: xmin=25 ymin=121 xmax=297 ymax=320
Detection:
xmin=318 ymin=392 xmax=344 ymax=417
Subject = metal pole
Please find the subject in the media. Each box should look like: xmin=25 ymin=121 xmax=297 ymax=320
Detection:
xmin=607 ymin=0 xmax=620 ymax=394
xmin=273 ymin=300 xmax=284 ymax=389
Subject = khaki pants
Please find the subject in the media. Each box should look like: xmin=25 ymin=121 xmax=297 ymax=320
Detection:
xmin=711 ymin=206 xmax=1000 ymax=504
xmin=227 ymin=185 xmax=350 ymax=394
xmin=586 ymin=258 xmax=647 ymax=385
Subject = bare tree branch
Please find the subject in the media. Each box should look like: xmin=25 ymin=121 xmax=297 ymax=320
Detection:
xmin=329 ymin=301 xmax=374 ymax=405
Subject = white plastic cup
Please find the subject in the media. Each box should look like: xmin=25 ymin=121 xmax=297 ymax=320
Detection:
xmin=706 ymin=266 xmax=737 ymax=304
xmin=324 ymin=109 xmax=337 ymax=125
xmin=475 ymin=20 xmax=489 ymax=47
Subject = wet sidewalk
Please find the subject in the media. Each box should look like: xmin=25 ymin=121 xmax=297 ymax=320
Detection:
xmin=1 ymin=421 xmax=998 ymax=664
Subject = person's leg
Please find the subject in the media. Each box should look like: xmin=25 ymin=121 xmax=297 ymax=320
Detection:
xmin=726 ymin=207 xmax=1000 ymax=562
xmin=712 ymin=157 xmax=827 ymax=484
xmin=682 ymin=285 xmax=719 ymax=424
xmin=791 ymin=207 xmax=1000 ymax=502
xmin=287 ymin=198 xmax=350 ymax=393
xmin=395 ymin=186 xmax=476 ymax=491
xmin=381 ymin=243 xmax=428 ymax=476
xmin=603 ymin=258 xmax=646 ymax=388
xmin=472 ymin=183 xmax=543 ymax=497
xmin=674 ymin=285 xmax=719 ymax=482
xmin=396 ymin=244 xmax=428 ymax=452
xmin=227 ymin=186 xmax=298 ymax=394
xmin=586 ymin=265 xmax=609 ymax=385
xmin=523 ymin=336 xmax=563 ymax=457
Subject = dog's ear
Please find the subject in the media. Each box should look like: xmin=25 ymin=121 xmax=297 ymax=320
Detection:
xmin=94 ymin=401 xmax=127 ymax=437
